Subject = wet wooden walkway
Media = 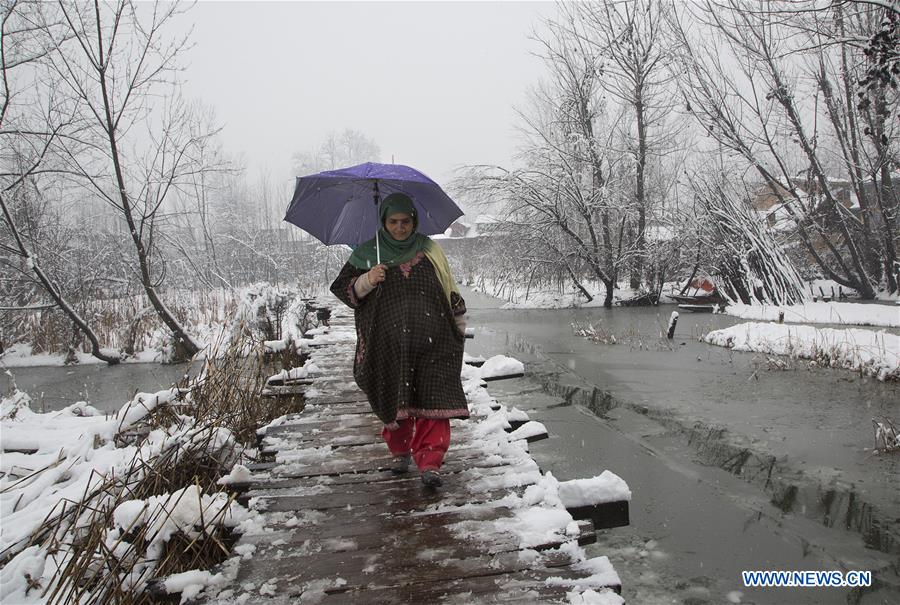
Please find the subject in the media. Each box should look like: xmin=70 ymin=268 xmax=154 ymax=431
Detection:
xmin=206 ymin=304 xmax=630 ymax=603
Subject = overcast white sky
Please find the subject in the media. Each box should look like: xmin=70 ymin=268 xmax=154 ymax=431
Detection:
xmin=177 ymin=1 xmax=555 ymax=191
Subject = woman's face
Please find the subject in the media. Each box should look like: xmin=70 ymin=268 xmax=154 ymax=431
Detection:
xmin=385 ymin=212 xmax=414 ymax=241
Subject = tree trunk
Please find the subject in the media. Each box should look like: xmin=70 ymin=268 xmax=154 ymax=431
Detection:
xmin=94 ymin=6 xmax=201 ymax=357
xmin=603 ymin=278 xmax=615 ymax=308
xmin=565 ymin=264 xmax=593 ymax=302
xmin=631 ymin=87 xmax=648 ymax=290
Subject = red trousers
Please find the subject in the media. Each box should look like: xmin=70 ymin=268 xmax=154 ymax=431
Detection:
xmin=382 ymin=418 xmax=451 ymax=472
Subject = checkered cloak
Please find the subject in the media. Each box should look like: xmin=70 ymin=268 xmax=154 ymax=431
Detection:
xmin=330 ymin=252 xmax=469 ymax=425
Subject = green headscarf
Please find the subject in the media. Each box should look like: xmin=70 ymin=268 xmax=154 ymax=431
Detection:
xmin=347 ymin=192 xmax=460 ymax=304
xmin=348 ymin=193 xmax=428 ymax=269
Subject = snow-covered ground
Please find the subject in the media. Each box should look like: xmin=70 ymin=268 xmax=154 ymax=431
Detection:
xmin=724 ymin=301 xmax=899 ymax=328
xmin=469 ymin=276 xmax=899 ymax=311
xmin=705 ymin=322 xmax=899 ymax=381
xmin=0 ymin=384 xmax=259 ymax=605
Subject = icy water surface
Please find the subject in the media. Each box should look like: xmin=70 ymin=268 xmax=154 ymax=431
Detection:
xmin=4 ymin=362 xmax=194 ymax=413
xmin=463 ymin=287 xmax=899 ymax=604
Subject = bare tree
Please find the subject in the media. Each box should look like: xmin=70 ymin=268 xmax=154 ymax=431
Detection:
xmin=166 ymin=105 xmax=235 ymax=290
xmin=673 ymin=0 xmax=898 ymax=298
xmin=32 ymin=0 xmax=225 ymax=357
xmin=291 ymin=129 xmax=381 ymax=175
xmin=570 ymin=0 xmax=683 ymax=290
xmin=464 ymin=7 xmax=645 ymax=307
xmin=0 ymin=0 xmax=120 ymax=363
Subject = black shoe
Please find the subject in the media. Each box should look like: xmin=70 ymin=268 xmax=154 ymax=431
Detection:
xmin=421 ymin=470 xmax=442 ymax=488
xmin=391 ymin=454 xmax=412 ymax=475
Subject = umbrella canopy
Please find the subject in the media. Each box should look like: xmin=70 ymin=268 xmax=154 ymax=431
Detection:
xmin=283 ymin=162 xmax=463 ymax=247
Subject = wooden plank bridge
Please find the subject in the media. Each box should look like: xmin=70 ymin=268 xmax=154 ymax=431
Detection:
xmin=197 ymin=303 xmax=631 ymax=604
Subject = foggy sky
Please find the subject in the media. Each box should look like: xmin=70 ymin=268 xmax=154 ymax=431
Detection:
xmin=178 ymin=1 xmax=554 ymax=190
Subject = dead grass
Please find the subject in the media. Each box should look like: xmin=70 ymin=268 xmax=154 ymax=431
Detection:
xmin=3 ymin=291 xmax=321 ymax=604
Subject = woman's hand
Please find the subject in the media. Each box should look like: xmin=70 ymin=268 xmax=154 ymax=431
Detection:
xmin=367 ymin=264 xmax=387 ymax=286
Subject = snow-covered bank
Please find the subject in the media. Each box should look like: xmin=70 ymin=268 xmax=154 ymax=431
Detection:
xmin=0 ymin=382 xmax=262 ymax=604
xmin=1 ymin=343 xmax=164 ymax=367
xmin=1 ymin=388 xmax=199 ymax=552
xmin=0 ymin=294 xmax=316 ymax=603
xmin=1 ymin=284 xmax=315 ymax=368
xmin=704 ymin=322 xmax=899 ymax=381
xmin=468 ymin=275 xmax=899 ymax=314
xmin=466 ymin=276 xmax=659 ymax=309
xmin=725 ymin=301 xmax=899 ymax=328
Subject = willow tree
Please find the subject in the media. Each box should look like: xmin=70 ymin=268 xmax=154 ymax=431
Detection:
xmin=692 ymin=175 xmax=808 ymax=305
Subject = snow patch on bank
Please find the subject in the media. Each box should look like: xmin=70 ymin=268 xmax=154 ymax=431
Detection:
xmin=705 ymin=322 xmax=899 ymax=381
xmin=725 ymin=302 xmax=899 ymax=328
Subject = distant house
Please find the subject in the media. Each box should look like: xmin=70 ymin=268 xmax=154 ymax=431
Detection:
xmin=750 ymin=181 xmax=797 ymax=212
xmin=749 ymin=182 xmax=796 ymax=232
xmin=747 ymin=175 xmax=897 ymax=252
xmin=446 ymin=220 xmax=471 ymax=238
xmin=749 ymin=176 xmax=876 ymax=217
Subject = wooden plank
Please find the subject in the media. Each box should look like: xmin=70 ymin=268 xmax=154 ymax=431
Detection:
xmin=268 ymin=414 xmax=378 ymax=431
xmin=241 ymin=508 xmax=595 ymax=557
xmin=482 ymin=372 xmax=526 ymax=382
xmin=247 ymin=477 xmax=529 ymax=514
xmin=195 ymin=568 xmax=616 ymax=605
xmin=241 ymin=460 xmax=540 ymax=491
xmin=305 ymin=396 xmax=369 ymax=406
xmin=315 ymin=568 xmax=620 ymax=604
xmin=302 ymin=403 xmax=372 ymax=416
xmin=262 ymin=418 xmax=494 ymax=443
xmin=260 ymin=424 xmax=547 ymax=453
xmin=232 ymin=544 xmax=583 ymax=599
xmin=246 ymin=449 xmax=524 ymax=480
xmin=567 ymin=500 xmax=630 ymax=530
xmin=264 ymin=378 xmax=314 ymax=388
xmin=267 ymin=439 xmax=532 ymax=474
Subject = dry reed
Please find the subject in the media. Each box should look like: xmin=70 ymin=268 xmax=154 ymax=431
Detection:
xmin=2 ymin=290 xmax=322 ymax=604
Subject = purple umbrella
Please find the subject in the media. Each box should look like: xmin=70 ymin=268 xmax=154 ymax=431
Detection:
xmin=284 ymin=162 xmax=463 ymax=263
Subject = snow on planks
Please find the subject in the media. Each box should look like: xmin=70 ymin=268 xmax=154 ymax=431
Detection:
xmin=194 ymin=304 xmax=629 ymax=604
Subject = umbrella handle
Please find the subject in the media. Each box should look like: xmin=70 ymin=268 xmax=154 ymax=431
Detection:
xmin=373 ymin=181 xmax=381 ymax=266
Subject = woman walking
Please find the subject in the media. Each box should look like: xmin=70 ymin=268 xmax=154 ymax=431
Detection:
xmin=330 ymin=193 xmax=468 ymax=488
